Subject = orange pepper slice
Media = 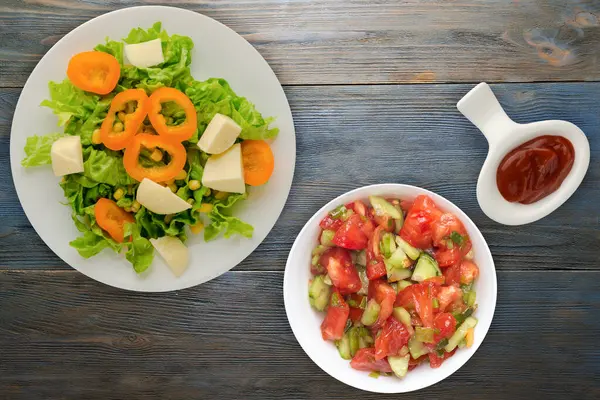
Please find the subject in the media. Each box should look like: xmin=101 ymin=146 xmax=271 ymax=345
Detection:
xmin=241 ymin=140 xmax=275 ymax=186
xmin=94 ymin=198 xmax=135 ymax=243
xmin=100 ymin=89 xmax=149 ymax=151
xmin=147 ymin=87 xmax=197 ymax=142
xmin=123 ymin=133 xmax=187 ymax=183
xmin=67 ymin=51 xmax=121 ymax=95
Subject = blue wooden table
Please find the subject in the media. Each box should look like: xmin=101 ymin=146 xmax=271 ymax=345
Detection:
xmin=1 ymin=1 xmax=599 ymax=399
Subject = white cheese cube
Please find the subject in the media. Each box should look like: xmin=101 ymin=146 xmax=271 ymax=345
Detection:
xmin=51 ymin=136 xmax=84 ymax=176
xmin=136 ymin=178 xmax=192 ymax=215
xmin=150 ymin=236 xmax=189 ymax=277
xmin=198 ymin=113 xmax=242 ymax=154
xmin=202 ymin=143 xmax=245 ymax=194
xmin=124 ymin=39 xmax=164 ymax=68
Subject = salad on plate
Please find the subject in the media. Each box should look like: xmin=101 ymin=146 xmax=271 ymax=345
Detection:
xmin=308 ymin=195 xmax=480 ymax=379
xmin=20 ymin=22 xmax=278 ymax=276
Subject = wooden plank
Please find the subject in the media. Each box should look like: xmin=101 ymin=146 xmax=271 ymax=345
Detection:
xmin=0 ymin=269 xmax=598 ymax=399
xmin=1 ymin=0 xmax=599 ymax=86
xmin=2 ymin=83 xmax=599 ymax=271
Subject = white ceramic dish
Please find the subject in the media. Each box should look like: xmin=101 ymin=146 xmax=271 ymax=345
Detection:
xmin=283 ymin=184 xmax=497 ymax=393
xmin=10 ymin=6 xmax=296 ymax=292
xmin=457 ymin=82 xmax=590 ymax=226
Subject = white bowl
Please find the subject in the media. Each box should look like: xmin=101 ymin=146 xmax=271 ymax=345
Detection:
xmin=457 ymin=82 xmax=590 ymax=226
xmin=283 ymin=184 xmax=497 ymax=393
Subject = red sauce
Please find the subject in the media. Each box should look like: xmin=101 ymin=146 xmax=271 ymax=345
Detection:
xmin=496 ymin=135 xmax=575 ymax=204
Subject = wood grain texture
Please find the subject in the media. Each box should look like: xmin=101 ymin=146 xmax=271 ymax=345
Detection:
xmin=0 ymin=269 xmax=599 ymax=399
xmin=2 ymin=83 xmax=600 ymax=271
xmin=1 ymin=0 xmax=599 ymax=86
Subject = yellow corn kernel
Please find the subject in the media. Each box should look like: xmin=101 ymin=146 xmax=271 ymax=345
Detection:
xmin=465 ymin=328 xmax=474 ymax=348
xmin=186 ymin=198 xmax=195 ymax=205
xmin=113 ymin=121 xmax=124 ymax=133
xmin=198 ymin=203 xmax=213 ymax=213
xmin=91 ymin=129 xmax=102 ymax=144
xmin=188 ymin=180 xmax=201 ymax=191
xmin=113 ymin=188 xmax=124 ymax=200
xmin=131 ymin=200 xmax=141 ymax=212
xmin=124 ymin=206 xmax=132 ymax=212
xmin=214 ymin=191 xmax=229 ymax=200
xmin=190 ymin=222 xmax=204 ymax=234
xmin=175 ymin=170 xmax=187 ymax=181
xmin=168 ymin=183 xmax=178 ymax=193
xmin=117 ymin=111 xmax=127 ymax=122
xmin=164 ymin=214 xmax=173 ymax=224
xmin=150 ymin=149 xmax=163 ymax=162
xmin=166 ymin=116 xmax=174 ymax=125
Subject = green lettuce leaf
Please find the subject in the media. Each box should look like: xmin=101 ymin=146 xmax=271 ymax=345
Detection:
xmin=83 ymin=147 xmax=136 ymax=186
xmin=94 ymin=40 xmax=124 ymax=65
xmin=21 ymin=133 xmax=63 ymax=167
xmin=186 ymin=78 xmax=279 ymax=141
xmin=69 ymin=205 xmax=124 ymax=258
xmin=124 ymin=222 xmax=154 ymax=273
xmin=41 ymin=79 xmax=99 ymax=126
xmin=204 ymin=193 xmax=254 ymax=241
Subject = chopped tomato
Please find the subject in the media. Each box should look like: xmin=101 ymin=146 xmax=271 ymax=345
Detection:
xmin=443 ymin=262 xmax=462 ymax=286
xmin=368 ymin=225 xmax=385 ymax=259
xmin=349 ymin=307 xmax=364 ymax=323
xmin=321 ymin=292 xmax=349 ymax=341
xmin=423 ymin=276 xmax=445 ymax=286
xmin=350 ymin=348 xmax=393 ymax=373
xmin=435 ymin=285 xmax=463 ymax=312
xmin=374 ymin=316 xmax=411 ymax=359
xmin=434 ymin=246 xmax=462 ymax=267
xmin=395 ymin=283 xmax=433 ymax=327
xmin=319 ymin=215 xmax=343 ymax=231
xmin=400 ymin=195 xmax=442 ymax=249
xmin=319 ymin=247 xmax=361 ymax=294
xmin=433 ymin=313 xmax=457 ymax=343
xmin=347 ymin=200 xmax=368 ymax=217
xmin=366 ymin=259 xmax=386 ymax=280
xmin=429 ymin=349 xmax=456 ymax=368
xmin=459 ymin=260 xmax=480 ymax=285
xmin=359 ymin=218 xmax=376 ymax=239
xmin=373 ymin=212 xmax=395 ymax=232
xmin=333 ymin=214 xmax=368 ymax=250
xmin=369 ymin=280 xmax=396 ymax=328
xmin=400 ymin=199 xmax=414 ymax=213
xmin=408 ymin=354 xmax=428 ymax=371
xmin=432 ymin=213 xmax=468 ymax=247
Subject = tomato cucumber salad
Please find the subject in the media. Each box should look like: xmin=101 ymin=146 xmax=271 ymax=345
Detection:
xmin=308 ymin=195 xmax=480 ymax=378
xmin=21 ymin=23 xmax=278 ymax=276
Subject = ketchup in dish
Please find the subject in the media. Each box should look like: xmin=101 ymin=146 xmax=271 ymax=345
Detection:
xmin=496 ymin=135 xmax=575 ymax=204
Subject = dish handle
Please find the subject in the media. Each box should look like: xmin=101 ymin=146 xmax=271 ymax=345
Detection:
xmin=457 ymin=82 xmax=518 ymax=145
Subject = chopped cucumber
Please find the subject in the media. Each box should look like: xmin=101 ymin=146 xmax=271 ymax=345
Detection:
xmin=393 ymin=307 xmax=414 ymax=334
xmin=308 ymin=275 xmax=331 ymax=311
xmin=397 ymin=280 xmax=413 ymax=291
xmin=385 ymin=246 xmax=411 ymax=269
xmin=335 ymin=334 xmax=352 ymax=360
xmin=312 ymin=245 xmax=329 ymax=256
xmin=385 ymin=262 xmax=412 ymax=282
xmin=323 ymin=275 xmax=333 ymax=285
xmin=329 ymin=204 xmax=348 ymax=220
xmin=411 ymin=253 xmax=441 ymax=282
xmin=380 ymin=232 xmax=396 ymax=258
xmin=348 ymin=328 xmax=360 ymax=356
xmin=408 ymin=336 xmax=429 ymax=359
xmin=415 ymin=326 xmax=435 ymax=343
xmin=445 ymin=316 xmax=478 ymax=352
xmin=354 ymin=250 xmax=367 ymax=267
xmin=453 ymin=307 xmax=474 ymax=325
xmin=356 ymin=326 xmax=374 ymax=348
xmin=464 ymin=290 xmax=477 ymax=307
xmin=369 ymin=196 xmax=402 ymax=219
xmin=357 ymin=269 xmax=369 ymax=296
xmin=388 ymin=355 xmax=410 ymax=378
xmin=320 ymin=229 xmax=335 ymax=246
xmin=392 ymin=201 xmax=405 ymax=234
xmin=395 ymin=236 xmax=421 ymax=260
xmin=361 ymin=299 xmax=381 ymax=326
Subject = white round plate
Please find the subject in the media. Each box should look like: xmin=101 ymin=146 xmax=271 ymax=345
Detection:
xmin=10 ymin=6 xmax=296 ymax=291
xmin=284 ymin=184 xmax=497 ymax=393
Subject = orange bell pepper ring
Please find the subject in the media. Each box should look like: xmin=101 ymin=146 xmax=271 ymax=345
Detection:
xmin=67 ymin=51 xmax=121 ymax=95
xmin=123 ymin=133 xmax=187 ymax=183
xmin=241 ymin=140 xmax=275 ymax=186
xmin=147 ymin=87 xmax=197 ymax=142
xmin=100 ymin=89 xmax=149 ymax=151
xmin=94 ymin=198 xmax=135 ymax=243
